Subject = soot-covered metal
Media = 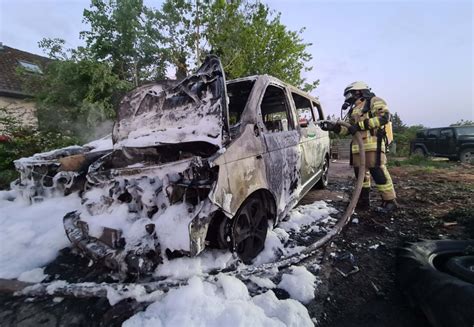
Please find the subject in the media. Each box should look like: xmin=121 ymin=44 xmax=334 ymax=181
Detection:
xmin=13 ymin=55 xmax=330 ymax=279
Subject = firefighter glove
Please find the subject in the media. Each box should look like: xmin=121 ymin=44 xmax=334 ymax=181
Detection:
xmin=320 ymin=121 xmax=341 ymax=133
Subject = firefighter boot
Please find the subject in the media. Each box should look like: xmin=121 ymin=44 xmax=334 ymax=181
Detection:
xmin=356 ymin=188 xmax=370 ymax=210
xmin=376 ymin=199 xmax=398 ymax=214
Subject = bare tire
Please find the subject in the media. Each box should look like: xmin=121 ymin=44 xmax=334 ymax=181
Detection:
xmin=315 ymin=157 xmax=329 ymax=189
xmin=412 ymin=147 xmax=426 ymax=157
xmin=230 ymin=194 xmax=270 ymax=264
xmin=459 ymin=148 xmax=474 ymax=164
xmin=397 ymin=240 xmax=474 ymax=327
xmin=446 ymin=256 xmax=474 ymax=284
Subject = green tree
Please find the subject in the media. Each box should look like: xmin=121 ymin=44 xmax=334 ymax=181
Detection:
xmin=393 ymin=124 xmax=424 ymax=157
xmin=391 ymin=112 xmax=406 ymax=133
xmin=23 ymin=47 xmax=130 ymax=141
xmin=155 ymin=0 xmax=318 ymax=90
xmin=152 ymin=0 xmax=195 ymax=79
xmin=81 ymin=0 xmax=168 ymax=85
xmin=207 ymin=1 xmax=317 ymax=90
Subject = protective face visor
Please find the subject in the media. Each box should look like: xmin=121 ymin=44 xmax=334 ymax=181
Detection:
xmin=344 ymin=91 xmax=355 ymax=102
xmin=342 ymin=91 xmax=356 ymax=110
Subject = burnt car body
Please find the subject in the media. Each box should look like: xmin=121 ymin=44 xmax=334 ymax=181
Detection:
xmin=13 ymin=136 xmax=113 ymax=203
xmin=410 ymin=126 xmax=474 ymax=163
xmin=62 ymin=55 xmax=330 ymax=277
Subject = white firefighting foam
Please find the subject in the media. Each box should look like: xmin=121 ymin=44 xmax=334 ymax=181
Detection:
xmin=0 ymin=192 xmax=82 ymax=278
xmin=122 ymin=274 xmax=314 ymax=327
xmin=0 ymin=189 xmax=333 ymax=326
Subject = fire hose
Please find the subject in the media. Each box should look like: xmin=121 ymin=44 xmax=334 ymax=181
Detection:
xmin=0 ymin=120 xmax=365 ymax=299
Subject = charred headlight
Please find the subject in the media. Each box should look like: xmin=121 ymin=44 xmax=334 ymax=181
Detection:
xmin=169 ymin=165 xmax=218 ymax=205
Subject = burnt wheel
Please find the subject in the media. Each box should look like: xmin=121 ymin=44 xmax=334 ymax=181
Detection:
xmin=230 ymin=195 xmax=269 ymax=264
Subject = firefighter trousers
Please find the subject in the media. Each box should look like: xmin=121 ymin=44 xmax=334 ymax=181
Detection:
xmin=352 ymin=151 xmax=396 ymax=201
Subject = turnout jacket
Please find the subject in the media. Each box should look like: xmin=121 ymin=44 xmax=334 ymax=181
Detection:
xmin=339 ymin=96 xmax=390 ymax=154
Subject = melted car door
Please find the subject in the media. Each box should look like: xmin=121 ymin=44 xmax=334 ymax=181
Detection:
xmin=291 ymin=92 xmax=320 ymax=188
xmin=259 ymin=84 xmax=300 ymax=211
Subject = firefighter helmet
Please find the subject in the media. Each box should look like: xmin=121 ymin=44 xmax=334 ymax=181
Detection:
xmin=343 ymin=81 xmax=370 ymax=97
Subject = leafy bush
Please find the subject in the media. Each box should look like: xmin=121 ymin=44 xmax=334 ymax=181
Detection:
xmin=22 ymin=59 xmax=130 ymax=141
xmin=0 ymin=109 xmax=79 ymax=189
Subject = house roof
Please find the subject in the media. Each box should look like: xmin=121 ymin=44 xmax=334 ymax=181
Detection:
xmin=0 ymin=44 xmax=51 ymax=97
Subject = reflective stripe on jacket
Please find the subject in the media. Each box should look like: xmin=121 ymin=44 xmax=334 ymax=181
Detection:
xmin=339 ymin=96 xmax=390 ymax=154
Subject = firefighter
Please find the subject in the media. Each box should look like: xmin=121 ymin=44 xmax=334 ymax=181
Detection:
xmin=321 ymin=81 xmax=398 ymax=213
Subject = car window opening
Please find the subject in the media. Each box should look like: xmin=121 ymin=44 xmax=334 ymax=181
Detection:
xmin=292 ymin=92 xmax=315 ymax=128
xmin=261 ymin=85 xmax=293 ymax=133
xmin=456 ymin=126 xmax=474 ymax=136
xmin=227 ymin=80 xmax=255 ymax=126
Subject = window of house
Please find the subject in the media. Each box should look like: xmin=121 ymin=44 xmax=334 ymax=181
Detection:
xmin=18 ymin=60 xmax=43 ymax=74
xmin=260 ymin=85 xmax=293 ymax=133
xmin=291 ymin=93 xmax=314 ymax=128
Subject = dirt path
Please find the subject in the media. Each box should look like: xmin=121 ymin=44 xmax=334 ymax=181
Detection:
xmin=305 ymin=160 xmax=474 ymax=326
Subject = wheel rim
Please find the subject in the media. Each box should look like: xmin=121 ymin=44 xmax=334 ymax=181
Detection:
xmin=461 ymin=151 xmax=473 ymax=164
xmin=232 ymin=197 xmax=268 ymax=263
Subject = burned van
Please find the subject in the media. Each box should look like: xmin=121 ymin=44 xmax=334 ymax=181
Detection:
xmin=63 ymin=55 xmax=330 ymax=277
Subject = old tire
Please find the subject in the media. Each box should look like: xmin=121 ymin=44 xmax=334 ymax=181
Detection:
xmin=397 ymin=240 xmax=474 ymax=327
xmin=315 ymin=157 xmax=329 ymax=189
xmin=412 ymin=147 xmax=426 ymax=157
xmin=459 ymin=148 xmax=474 ymax=164
xmin=445 ymin=256 xmax=474 ymax=284
xmin=230 ymin=194 xmax=270 ymax=264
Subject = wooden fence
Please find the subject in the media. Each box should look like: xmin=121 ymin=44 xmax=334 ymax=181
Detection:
xmin=330 ymin=138 xmax=352 ymax=160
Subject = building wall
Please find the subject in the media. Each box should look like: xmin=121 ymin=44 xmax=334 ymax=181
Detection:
xmin=0 ymin=96 xmax=38 ymax=132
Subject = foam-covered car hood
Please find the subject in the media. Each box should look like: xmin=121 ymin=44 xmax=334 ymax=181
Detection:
xmin=113 ymin=55 xmax=229 ymax=150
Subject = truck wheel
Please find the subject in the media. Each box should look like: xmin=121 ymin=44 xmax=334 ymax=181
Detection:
xmin=397 ymin=240 xmax=474 ymax=327
xmin=459 ymin=148 xmax=474 ymax=164
xmin=412 ymin=147 xmax=426 ymax=157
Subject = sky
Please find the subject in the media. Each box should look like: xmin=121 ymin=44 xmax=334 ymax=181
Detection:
xmin=0 ymin=0 xmax=472 ymax=127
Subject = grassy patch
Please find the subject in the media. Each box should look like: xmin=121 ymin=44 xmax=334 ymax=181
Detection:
xmin=390 ymin=155 xmax=455 ymax=169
